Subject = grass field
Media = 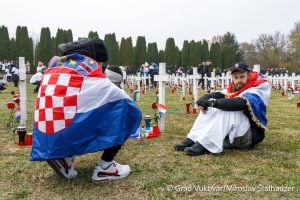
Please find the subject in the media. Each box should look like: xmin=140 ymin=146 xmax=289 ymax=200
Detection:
xmin=0 ymin=81 xmax=299 ymax=200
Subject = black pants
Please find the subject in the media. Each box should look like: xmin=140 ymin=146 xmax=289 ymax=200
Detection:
xmin=101 ymin=145 xmax=122 ymax=162
xmin=12 ymin=75 xmax=19 ymax=87
xmin=32 ymin=81 xmax=41 ymax=93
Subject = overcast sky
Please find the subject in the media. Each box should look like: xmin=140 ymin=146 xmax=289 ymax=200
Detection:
xmin=1 ymin=0 xmax=300 ymax=49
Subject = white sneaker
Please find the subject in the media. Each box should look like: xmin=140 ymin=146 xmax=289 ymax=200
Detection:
xmin=47 ymin=157 xmax=77 ymax=179
xmin=92 ymin=161 xmax=130 ymax=182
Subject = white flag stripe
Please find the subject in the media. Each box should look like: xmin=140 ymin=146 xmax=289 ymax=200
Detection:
xmin=240 ymin=82 xmax=271 ymax=105
xmin=77 ymin=77 xmax=130 ymax=113
xmin=66 ymin=87 xmax=80 ymax=96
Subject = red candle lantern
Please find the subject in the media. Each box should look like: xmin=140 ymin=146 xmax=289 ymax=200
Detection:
xmin=186 ymin=103 xmax=191 ymax=114
xmin=25 ymin=133 xmax=33 ymax=145
xmin=192 ymin=108 xmax=197 ymax=114
xmin=147 ymin=125 xmax=160 ymax=139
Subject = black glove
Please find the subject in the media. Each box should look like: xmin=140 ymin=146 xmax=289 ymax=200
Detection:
xmin=196 ymin=98 xmax=218 ymax=109
xmin=196 ymin=99 xmax=209 ymax=110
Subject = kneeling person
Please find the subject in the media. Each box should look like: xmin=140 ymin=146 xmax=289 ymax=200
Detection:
xmin=30 ymin=38 xmax=142 ymax=181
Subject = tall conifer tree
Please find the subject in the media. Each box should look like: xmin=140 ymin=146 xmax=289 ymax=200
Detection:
xmin=0 ymin=26 xmax=11 ymax=61
xmin=164 ymin=37 xmax=177 ymax=70
xmin=104 ymin=33 xmax=120 ymax=65
xmin=147 ymin=42 xmax=159 ymax=64
xmin=134 ymin=36 xmax=147 ymax=70
xmin=210 ymin=42 xmax=222 ymax=68
xmin=181 ymin=40 xmax=190 ymax=68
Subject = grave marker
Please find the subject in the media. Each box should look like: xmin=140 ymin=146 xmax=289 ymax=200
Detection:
xmin=18 ymin=57 xmax=27 ymax=126
xmin=190 ymin=67 xmax=201 ymax=113
xmin=154 ymin=63 xmax=169 ymax=132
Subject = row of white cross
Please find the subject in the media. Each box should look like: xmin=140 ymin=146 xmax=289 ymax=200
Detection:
xmin=17 ymin=58 xmax=299 ymax=134
xmin=267 ymin=73 xmax=300 ymax=92
xmin=16 ymin=61 xmax=258 ymax=133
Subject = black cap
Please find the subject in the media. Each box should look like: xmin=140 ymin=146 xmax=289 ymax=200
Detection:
xmin=57 ymin=38 xmax=108 ymax=62
xmin=231 ymin=63 xmax=250 ymax=74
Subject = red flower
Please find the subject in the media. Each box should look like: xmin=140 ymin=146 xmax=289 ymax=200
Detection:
xmin=151 ymin=101 xmax=157 ymax=110
xmin=7 ymin=102 xmax=15 ymax=109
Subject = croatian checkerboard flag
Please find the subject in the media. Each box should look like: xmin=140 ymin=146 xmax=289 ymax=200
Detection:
xmin=30 ymin=54 xmax=142 ymax=161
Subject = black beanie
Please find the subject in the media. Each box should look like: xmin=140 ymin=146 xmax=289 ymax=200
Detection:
xmin=57 ymin=38 xmax=108 ymax=62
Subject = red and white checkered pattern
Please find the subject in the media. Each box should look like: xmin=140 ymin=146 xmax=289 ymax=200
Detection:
xmin=34 ymin=72 xmax=84 ymax=134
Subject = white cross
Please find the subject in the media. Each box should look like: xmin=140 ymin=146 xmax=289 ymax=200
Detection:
xmin=253 ymin=64 xmax=261 ymax=73
xmin=154 ymin=63 xmax=169 ymax=132
xmin=210 ymin=71 xmax=216 ymax=89
xmin=18 ymin=57 xmax=27 ymax=126
xmin=189 ymin=67 xmax=201 ymax=112
xmin=181 ymin=73 xmax=186 ymax=100
xmin=135 ymin=72 xmax=142 ymax=101
xmin=221 ymin=72 xmax=225 ymax=89
xmin=291 ymin=73 xmax=296 ymax=90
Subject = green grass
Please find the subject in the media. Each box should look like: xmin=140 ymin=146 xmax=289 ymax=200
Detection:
xmin=0 ymin=81 xmax=299 ymax=200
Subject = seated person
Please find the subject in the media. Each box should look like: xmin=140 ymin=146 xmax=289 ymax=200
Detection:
xmin=175 ymin=63 xmax=271 ymax=156
xmin=0 ymin=75 xmax=7 ymax=91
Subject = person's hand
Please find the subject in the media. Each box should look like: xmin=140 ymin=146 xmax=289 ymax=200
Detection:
xmin=196 ymin=99 xmax=209 ymax=114
xmin=198 ymin=105 xmax=208 ymax=114
xmin=196 ymin=99 xmax=208 ymax=109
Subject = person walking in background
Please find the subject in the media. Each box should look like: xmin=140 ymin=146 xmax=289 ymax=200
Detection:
xmin=5 ymin=62 xmax=12 ymax=83
xmin=11 ymin=61 xmax=19 ymax=87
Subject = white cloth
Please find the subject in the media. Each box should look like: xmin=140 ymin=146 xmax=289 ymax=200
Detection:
xmin=30 ymin=72 xmax=43 ymax=84
xmin=187 ymin=107 xmax=250 ymax=153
